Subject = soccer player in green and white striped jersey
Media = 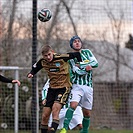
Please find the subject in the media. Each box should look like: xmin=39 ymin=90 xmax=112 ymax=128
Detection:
xmin=60 ymin=36 xmax=98 ymax=133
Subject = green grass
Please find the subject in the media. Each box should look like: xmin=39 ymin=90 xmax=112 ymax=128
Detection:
xmin=57 ymin=129 xmax=133 ymax=133
xmin=76 ymin=129 xmax=131 ymax=133
xmin=1 ymin=129 xmax=133 ymax=133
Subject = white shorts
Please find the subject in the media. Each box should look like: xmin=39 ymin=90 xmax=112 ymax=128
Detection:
xmin=70 ymin=84 xmax=93 ymax=110
xmin=48 ymin=106 xmax=83 ymax=130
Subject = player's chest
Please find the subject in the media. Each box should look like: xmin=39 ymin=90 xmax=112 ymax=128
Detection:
xmin=42 ymin=60 xmax=65 ymax=72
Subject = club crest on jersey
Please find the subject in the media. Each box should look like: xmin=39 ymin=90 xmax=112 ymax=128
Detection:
xmin=55 ymin=62 xmax=60 ymax=67
xmin=80 ymin=59 xmax=90 ymax=65
xmin=84 ymin=60 xmax=90 ymax=63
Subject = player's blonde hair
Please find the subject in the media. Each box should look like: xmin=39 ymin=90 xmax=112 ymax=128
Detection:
xmin=41 ymin=45 xmax=52 ymax=55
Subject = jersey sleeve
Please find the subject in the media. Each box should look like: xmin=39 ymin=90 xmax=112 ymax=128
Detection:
xmin=67 ymin=52 xmax=82 ymax=62
xmin=29 ymin=59 xmax=43 ymax=75
xmin=79 ymin=50 xmax=98 ymax=69
xmin=0 ymin=75 xmax=12 ymax=83
xmin=53 ymin=52 xmax=82 ymax=62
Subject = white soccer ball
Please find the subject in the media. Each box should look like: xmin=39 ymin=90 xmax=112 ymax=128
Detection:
xmin=38 ymin=8 xmax=52 ymax=22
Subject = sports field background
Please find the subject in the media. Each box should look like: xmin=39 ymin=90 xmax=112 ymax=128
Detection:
xmin=0 ymin=129 xmax=133 ymax=133
xmin=0 ymin=0 xmax=133 ymax=133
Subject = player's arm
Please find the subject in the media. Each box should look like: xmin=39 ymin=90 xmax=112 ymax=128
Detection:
xmin=42 ymin=79 xmax=49 ymax=100
xmin=53 ymin=52 xmax=82 ymax=62
xmin=42 ymin=88 xmax=48 ymax=105
xmin=69 ymin=60 xmax=87 ymax=75
xmin=27 ymin=59 xmax=43 ymax=78
xmin=67 ymin=52 xmax=82 ymax=62
xmin=0 ymin=75 xmax=21 ymax=86
xmin=42 ymin=79 xmax=49 ymax=105
xmin=79 ymin=50 xmax=98 ymax=70
xmin=72 ymin=66 xmax=87 ymax=75
xmin=0 ymin=75 xmax=13 ymax=83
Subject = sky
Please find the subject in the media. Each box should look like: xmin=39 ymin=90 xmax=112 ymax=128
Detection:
xmin=1 ymin=0 xmax=133 ymax=46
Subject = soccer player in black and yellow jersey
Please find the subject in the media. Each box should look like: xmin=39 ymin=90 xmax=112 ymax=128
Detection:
xmin=27 ymin=45 xmax=82 ymax=133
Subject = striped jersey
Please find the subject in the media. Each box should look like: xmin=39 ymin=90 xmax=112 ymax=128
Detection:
xmin=69 ymin=49 xmax=98 ymax=87
xmin=29 ymin=52 xmax=82 ymax=89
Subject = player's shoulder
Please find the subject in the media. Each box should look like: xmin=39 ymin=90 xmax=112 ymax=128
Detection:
xmin=33 ymin=58 xmax=44 ymax=67
xmin=39 ymin=58 xmax=46 ymax=62
xmin=54 ymin=53 xmax=69 ymax=58
xmin=40 ymin=58 xmax=47 ymax=65
xmin=81 ymin=49 xmax=91 ymax=53
xmin=40 ymin=58 xmax=45 ymax=61
xmin=81 ymin=49 xmax=94 ymax=57
xmin=54 ymin=53 xmax=61 ymax=58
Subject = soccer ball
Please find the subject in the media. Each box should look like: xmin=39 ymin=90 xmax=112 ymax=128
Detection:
xmin=38 ymin=8 xmax=52 ymax=22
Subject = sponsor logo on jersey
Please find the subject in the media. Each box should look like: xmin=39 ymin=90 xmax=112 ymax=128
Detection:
xmin=49 ymin=68 xmax=59 ymax=72
xmin=84 ymin=60 xmax=90 ymax=63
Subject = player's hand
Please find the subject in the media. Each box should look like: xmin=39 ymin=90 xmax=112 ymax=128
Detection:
xmin=86 ymin=65 xmax=92 ymax=71
xmin=27 ymin=73 xmax=33 ymax=78
xmin=42 ymin=99 xmax=46 ymax=106
xmin=12 ymin=80 xmax=21 ymax=86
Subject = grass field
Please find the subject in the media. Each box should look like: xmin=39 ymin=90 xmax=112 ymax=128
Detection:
xmin=2 ymin=129 xmax=133 ymax=133
xmin=57 ymin=129 xmax=133 ymax=133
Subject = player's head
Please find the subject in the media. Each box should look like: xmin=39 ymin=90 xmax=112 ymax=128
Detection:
xmin=70 ymin=36 xmax=82 ymax=51
xmin=41 ymin=45 xmax=54 ymax=62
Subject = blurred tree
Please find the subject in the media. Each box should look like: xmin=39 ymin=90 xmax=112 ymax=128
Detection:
xmin=125 ymin=34 xmax=133 ymax=50
xmin=3 ymin=0 xmax=17 ymax=66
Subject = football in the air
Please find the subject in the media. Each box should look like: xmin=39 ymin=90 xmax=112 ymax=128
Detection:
xmin=38 ymin=8 xmax=52 ymax=22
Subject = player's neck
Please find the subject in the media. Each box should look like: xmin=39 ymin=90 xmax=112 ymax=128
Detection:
xmin=73 ymin=49 xmax=81 ymax=52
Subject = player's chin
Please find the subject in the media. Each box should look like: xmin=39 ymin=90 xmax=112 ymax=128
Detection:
xmin=75 ymin=47 xmax=81 ymax=51
xmin=47 ymin=59 xmax=52 ymax=62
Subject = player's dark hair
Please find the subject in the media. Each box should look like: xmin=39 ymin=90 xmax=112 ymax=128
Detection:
xmin=69 ymin=35 xmax=82 ymax=49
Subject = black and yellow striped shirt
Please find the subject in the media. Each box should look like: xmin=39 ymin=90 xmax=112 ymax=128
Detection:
xmin=29 ymin=52 xmax=82 ymax=89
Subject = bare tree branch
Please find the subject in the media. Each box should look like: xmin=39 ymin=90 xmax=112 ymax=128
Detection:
xmin=61 ymin=0 xmax=77 ymax=35
xmin=44 ymin=0 xmax=62 ymax=45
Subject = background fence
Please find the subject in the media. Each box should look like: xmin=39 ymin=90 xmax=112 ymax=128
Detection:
xmin=0 ymin=67 xmax=133 ymax=133
xmin=0 ymin=0 xmax=133 ymax=133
